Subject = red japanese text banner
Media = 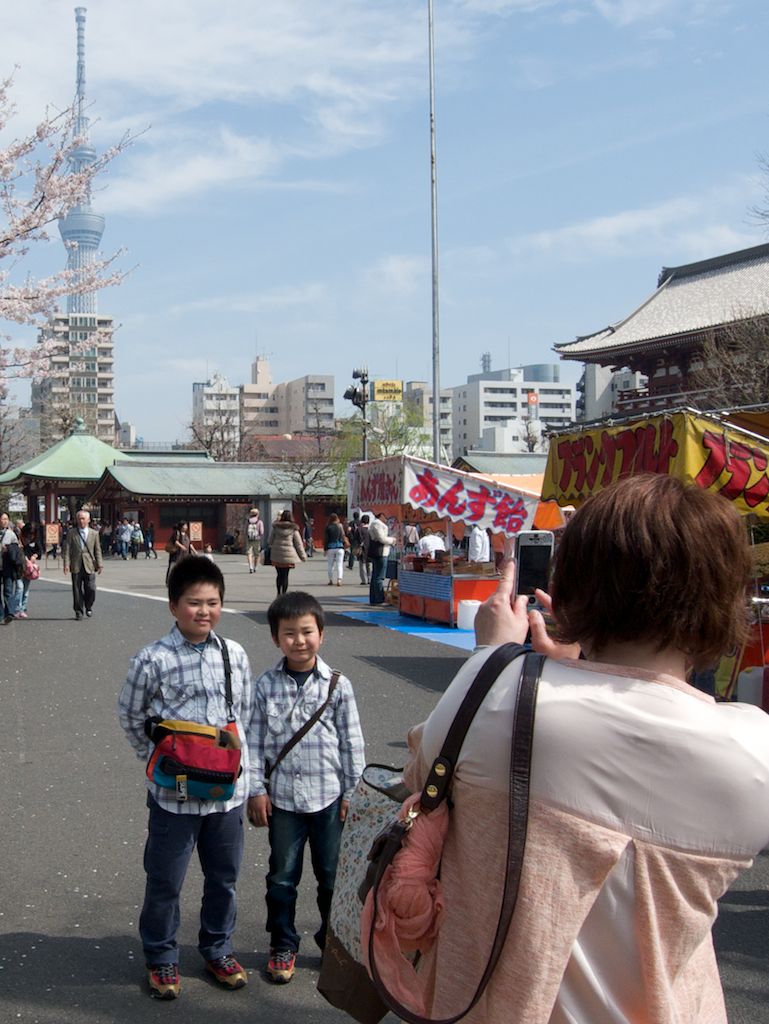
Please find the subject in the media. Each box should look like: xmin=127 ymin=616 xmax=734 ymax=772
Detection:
xmin=542 ymin=410 xmax=769 ymax=518
xmin=353 ymin=456 xmax=538 ymax=536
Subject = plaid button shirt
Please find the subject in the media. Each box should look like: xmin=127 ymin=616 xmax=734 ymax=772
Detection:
xmin=117 ymin=624 xmax=254 ymax=815
xmin=247 ymin=654 xmax=365 ymax=813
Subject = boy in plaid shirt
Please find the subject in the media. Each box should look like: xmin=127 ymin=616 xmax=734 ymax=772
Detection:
xmin=247 ymin=591 xmax=365 ymax=983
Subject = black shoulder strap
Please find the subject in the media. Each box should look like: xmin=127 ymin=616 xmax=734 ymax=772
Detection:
xmin=367 ymin=649 xmax=545 ymax=1024
xmin=219 ymin=638 xmax=235 ymax=723
xmin=265 ymin=670 xmax=341 ymax=780
xmin=419 ymin=642 xmax=525 ymax=811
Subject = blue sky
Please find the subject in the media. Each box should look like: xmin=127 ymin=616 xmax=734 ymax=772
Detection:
xmin=4 ymin=0 xmax=769 ymax=441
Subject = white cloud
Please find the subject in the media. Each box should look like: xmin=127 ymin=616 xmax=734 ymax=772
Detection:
xmin=506 ymin=182 xmax=759 ymax=262
xmin=167 ymin=283 xmax=326 ymax=317
xmin=360 ymin=255 xmax=428 ymax=298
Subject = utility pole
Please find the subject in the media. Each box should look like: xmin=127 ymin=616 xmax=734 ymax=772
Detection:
xmin=428 ymin=0 xmax=441 ymax=463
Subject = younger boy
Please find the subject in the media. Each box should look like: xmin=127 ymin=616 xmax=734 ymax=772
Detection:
xmin=117 ymin=557 xmax=254 ymax=1000
xmin=247 ymin=591 xmax=365 ymax=984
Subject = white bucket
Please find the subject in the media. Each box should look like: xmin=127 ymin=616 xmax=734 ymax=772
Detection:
xmin=737 ymin=667 xmax=765 ymax=707
xmin=457 ymin=599 xmax=481 ymax=631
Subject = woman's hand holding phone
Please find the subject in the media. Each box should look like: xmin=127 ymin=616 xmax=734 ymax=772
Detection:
xmin=475 ymin=560 xmax=582 ymax=660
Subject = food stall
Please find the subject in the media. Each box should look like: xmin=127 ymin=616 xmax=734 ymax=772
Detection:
xmin=351 ymin=455 xmax=561 ymax=627
xmin=541 ymin=407 xmax=769 ymax=704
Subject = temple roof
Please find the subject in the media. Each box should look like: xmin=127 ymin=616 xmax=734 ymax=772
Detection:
xmin=89 ymin=462 xmax=338 ymax=501
xmin=0 ymin=421 xmax=134 ymax=485
xmin=555 ymin=242 xmax=769 ymax=362
xmin=452 ymin=451 xmax=549 ymax=475
xmin=0 ymin=419 xmax=210 ymax=487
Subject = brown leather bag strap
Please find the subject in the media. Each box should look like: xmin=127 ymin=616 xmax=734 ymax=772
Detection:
xmin=367 ymin=649 xmax=544 ymax=1024
xmin=265 ymin=671 xmax=340 ymax=780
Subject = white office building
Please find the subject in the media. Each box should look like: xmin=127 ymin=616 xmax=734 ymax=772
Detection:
xmin=192 ymin=372 xmax=241 ymax=456
xmin=451 ymin=364 xmax=575 ymax=459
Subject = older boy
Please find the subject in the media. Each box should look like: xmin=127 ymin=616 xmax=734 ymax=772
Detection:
xmin=117 ymin=557 xmax=254 ymax=1000
xmin=247 ymin=591 xmax=365 ymax=984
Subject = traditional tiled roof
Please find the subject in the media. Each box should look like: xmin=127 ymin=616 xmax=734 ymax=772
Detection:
xmin=0 ymin=421 xmax=210 ymax=486
xmin=89 ymin=462 xmax=338 ymax=501
xmin=0 ymin=426 xmax=134 ymax=485
xmin=555 ymin=242 xmax=769 ymax=361
xmin=452 ymin=451 xmax=549 ymax=475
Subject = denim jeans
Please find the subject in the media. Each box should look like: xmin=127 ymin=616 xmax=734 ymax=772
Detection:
xmin=3 ymin=576 xmax=20 ymax=617
xmin=139 ymin=796 xmax=244 ymax=965
xmin=265 ymin=798 xmax=343 ymax=953
xmin=369 ymin=556 xmax=387 ymax=604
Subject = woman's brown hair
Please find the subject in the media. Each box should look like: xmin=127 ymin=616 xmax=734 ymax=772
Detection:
xmin=550 ymin=474 xmax=750 ymax=667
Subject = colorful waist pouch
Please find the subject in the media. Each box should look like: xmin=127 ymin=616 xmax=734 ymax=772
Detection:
xmin=145 ymin=718 xmax=242 ymax=803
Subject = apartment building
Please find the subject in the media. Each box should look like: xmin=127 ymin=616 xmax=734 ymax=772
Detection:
xmin=31 ymin=313 xmax=117 ymax=446
xmin=451 ymin=363 xmax=575 ymax=458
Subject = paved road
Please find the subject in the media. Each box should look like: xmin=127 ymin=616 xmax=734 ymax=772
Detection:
xmin=1 ymin=553 xmax=766 ymax=1022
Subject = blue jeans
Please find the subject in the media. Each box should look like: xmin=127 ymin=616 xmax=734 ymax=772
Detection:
xmin=139 ymin=796 xmax=244 ymax=965
xmin=3 ymin=576 xmax=20 ymax=617
xmin=369 ymin=555 xmax=387 ymax=604
xmin=266 ymin=798 xmax=343 ymax=953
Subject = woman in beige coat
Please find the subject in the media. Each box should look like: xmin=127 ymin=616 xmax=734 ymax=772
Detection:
xmin=267 ymin=510 xmax=306 ymax=595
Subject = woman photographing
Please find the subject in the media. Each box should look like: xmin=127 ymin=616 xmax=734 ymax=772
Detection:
xmin=401 ymin=474 xmax=769 ymax=1023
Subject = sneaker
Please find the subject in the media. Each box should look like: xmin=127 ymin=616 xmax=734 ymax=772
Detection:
xmin=267 ymin=948 xmax=296 ymax=984
xmin=147 ymin=963 xmax=181 ymax=1000
xmin=206 ymin=954 xmax=247 ymax=989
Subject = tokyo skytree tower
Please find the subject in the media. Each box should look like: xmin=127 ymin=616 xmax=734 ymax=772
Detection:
xmin=58 ymin=6 xmax=105 ymax=315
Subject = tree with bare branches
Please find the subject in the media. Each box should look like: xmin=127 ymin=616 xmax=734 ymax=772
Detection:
xmin=688 ymin=316 xmax=769 ymax=409
xmin=187 ymin=409 xmax=241 ymax=462
xmin=267 ymin=457 xmax=339 ymax=526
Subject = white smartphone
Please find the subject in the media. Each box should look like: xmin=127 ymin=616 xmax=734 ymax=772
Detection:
xmin=515 ymin=530 xmax=554 ymax=609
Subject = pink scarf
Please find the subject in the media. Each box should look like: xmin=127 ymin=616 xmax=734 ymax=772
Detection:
xmin=360 ymin=793 xmax=449 ymax=1013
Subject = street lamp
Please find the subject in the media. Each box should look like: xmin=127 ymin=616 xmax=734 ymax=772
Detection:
xmin=343 ymin=366 xmax=369 ymax=460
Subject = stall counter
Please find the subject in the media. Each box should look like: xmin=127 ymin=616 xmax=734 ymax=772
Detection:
xmin=398 ymin=568 xmax=498 ymax=627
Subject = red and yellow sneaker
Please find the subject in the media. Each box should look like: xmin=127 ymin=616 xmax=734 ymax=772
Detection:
xmin=206 ymin=954 xmax=248 ymax=989
xmin=147 ymin=963 xmax=181 ymax=1000
xmin=267 ymin=948 xmax=296 ymax=984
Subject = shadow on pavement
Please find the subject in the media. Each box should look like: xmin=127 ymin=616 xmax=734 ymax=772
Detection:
xmin=358 ymin=655 xmax=465 ymax=693
xmin=0 ymin=933 xmax=344 ymax=1024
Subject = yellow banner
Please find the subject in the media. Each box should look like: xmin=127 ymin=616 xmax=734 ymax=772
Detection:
xmin=542 ymin=412 xmax=769 ymax=518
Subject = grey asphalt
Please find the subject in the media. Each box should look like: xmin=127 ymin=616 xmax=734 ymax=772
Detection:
xmin=1 ymin=552 xmax=766 ymax=1022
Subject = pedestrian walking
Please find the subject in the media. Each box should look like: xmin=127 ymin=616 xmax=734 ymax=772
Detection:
xmin=144 ymin=522 xmax=158 ymax=559
xmin=267 ymin=511 xmax=306 ymax=596
xmin=323 ymin=513 xmax=346 ymax=587
xmin=18 ymin=521 xmax=43 ymax=618
xmin=62 ymin=508 xmax=103 ymax=619
xmin=357 ymin=514 xmax=372 ymax=585
xmin=246 ymin=508 xmax=264 ymax=573
xmin=165 ymin=521 xmax=195 ymax=585
xmin=303 ymin=515 xmax=315 ymax=558
xmin=130 ymin=522 xmax=144 ymax=559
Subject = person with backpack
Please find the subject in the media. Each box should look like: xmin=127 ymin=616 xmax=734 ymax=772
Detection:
xmin=246 ymin=508 xmax=264 ymax=573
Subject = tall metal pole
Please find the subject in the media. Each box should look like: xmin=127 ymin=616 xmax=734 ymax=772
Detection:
xmin=362 ymin=370 xmax=369 ymax=461
xmin=428 ymin=0 xmax=441 ymax=463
